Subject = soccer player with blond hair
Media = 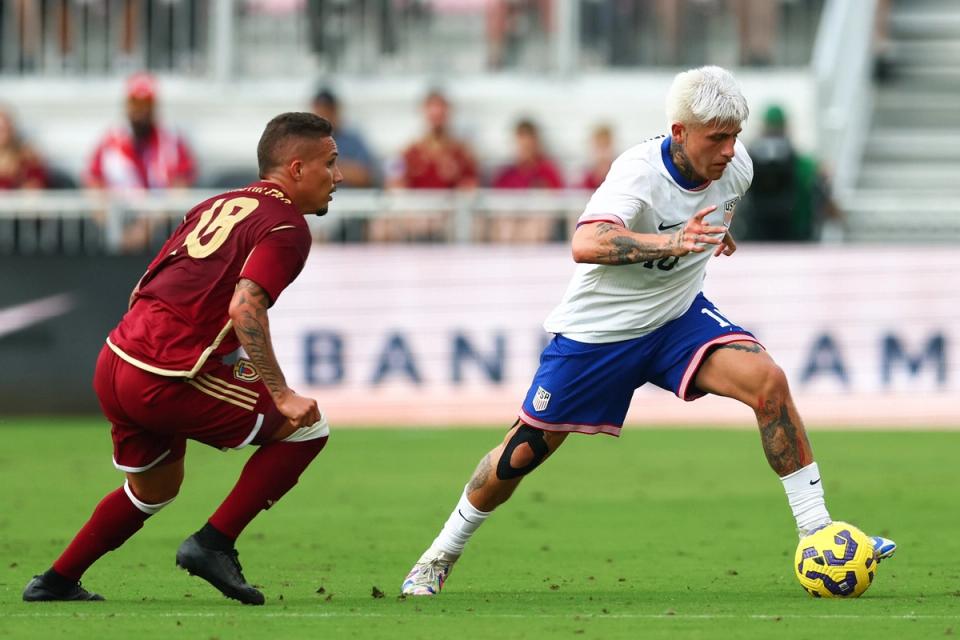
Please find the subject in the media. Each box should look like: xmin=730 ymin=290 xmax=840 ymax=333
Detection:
xmin=402 ymin=66 xmax=895 ymax=596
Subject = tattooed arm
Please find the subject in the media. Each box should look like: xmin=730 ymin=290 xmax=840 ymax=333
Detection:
xmin=228 ymin=278 xmax=320 ymax=428
xmin=571 ymin=204 xmax=727 ymax=265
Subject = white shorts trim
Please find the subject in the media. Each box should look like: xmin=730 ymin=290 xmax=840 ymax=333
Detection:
xmin=281 ymin=415 xmax=331 ymax=442
xmin=123 ymin=479 xmax=175 ymax=515
xmin=112 ymin=449 xmax=171 ymax=473
xmin=232 ymin=413 xmax=265 ymax=449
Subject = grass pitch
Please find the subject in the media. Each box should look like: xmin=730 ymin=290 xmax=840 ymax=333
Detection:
xmin=1 ymin=418 xmax=958 ymax=639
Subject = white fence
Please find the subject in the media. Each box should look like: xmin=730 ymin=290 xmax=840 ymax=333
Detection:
xmin=0 ymin=189 xmax=593 ymax=253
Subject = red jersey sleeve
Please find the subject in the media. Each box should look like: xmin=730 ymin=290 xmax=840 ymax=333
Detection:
xmin=240 ymin=227 xmax=311 ymax=305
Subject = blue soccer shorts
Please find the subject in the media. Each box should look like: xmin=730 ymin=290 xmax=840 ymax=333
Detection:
xmin=519 ymin=292 xmax=761 ymax=436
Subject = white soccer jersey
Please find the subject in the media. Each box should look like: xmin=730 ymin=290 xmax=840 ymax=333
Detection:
xmin=543 ymin=135 xmax=753 ymax=343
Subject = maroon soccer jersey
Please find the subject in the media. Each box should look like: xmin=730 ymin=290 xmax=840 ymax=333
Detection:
xmin=107 ymin=181 xmax=311 ymax=377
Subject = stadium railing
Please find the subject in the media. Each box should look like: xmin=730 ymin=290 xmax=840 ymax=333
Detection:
xmin=2 ymin=187 xmax=958 ymax=254
xmin=0 ymin=0 xmax=823 ymax=79
xmin=0 ymin=189 xmax=593 ymax=254
xmin=812 ymin=0 xmax=878 ymax=195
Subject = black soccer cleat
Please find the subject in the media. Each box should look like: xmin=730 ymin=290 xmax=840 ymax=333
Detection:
xmin=175 ymin=534 xmax=265 ymax=605
xmin=22 ymin=574 xmax=104 ymax=602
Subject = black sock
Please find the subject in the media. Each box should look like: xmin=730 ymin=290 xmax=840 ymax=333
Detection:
xmin=194 ymin=522 xmax=235 ymax=551
xmin=41 ymin=567 xmax=76 ymax=593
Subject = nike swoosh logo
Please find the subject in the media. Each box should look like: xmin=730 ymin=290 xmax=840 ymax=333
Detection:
xmin=658 ymin=221 xmax=683 ymax=231
xmin=809 ymin=478 xmax=821 ymax=485
xmin=457 ymin=508 xmax=478 ymax=525
xmin=0 ymin=293 xmax=76 ymax=339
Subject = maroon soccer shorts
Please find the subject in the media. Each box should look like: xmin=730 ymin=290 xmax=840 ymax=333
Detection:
xmin=93 ymin=344 xmax=286 ymax=472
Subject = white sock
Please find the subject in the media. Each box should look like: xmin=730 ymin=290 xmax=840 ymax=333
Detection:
xmin=780 ymin=462 xmax=832 ymax=536
xmin=426 ymin=488 xmax=491 ymax=558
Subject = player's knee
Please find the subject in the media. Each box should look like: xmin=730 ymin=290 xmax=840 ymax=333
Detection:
xmin=496 ymin=424 xmax=550 ymax=480
xmin=750 ymin=362 xmax=790 ymax=410
xmin=123 ymin=480 xmax=177 ymax=515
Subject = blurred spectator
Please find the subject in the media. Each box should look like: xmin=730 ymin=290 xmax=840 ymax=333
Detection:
xmin=588 ymin=0 xmax=645 ymax=66
xmin=388 ymin=89 xmax=478 ymax=190
xmin=579 ymin=124 xmax=616 ymax=191
xmin=0 ymin=106 xmax=48 ymax=190
xmin=311 ymin=86 xmax=378 ymax=242
xmin=376 ymin=90 xmax=478 ymax=242
xmin=86 ymin=72 xmax=197 ymax=190
xmin=485 ymin=118 xmax=564 ymax=243
xmin=580 ymin=0 xmax=779 ymax=67
xmin=306 ymin=0 xmax=402 ymax=61
xmin=736 ymin=104 xmax=841 ymax=242
xmin=487 ymin=0 xmax=553 ymax=69
xmin=311 ymin=87 xmax=378 ymax=188
xmin=0 ymin=0 xmax=41 ymax=71
xmin=873 ymin=0 xmax=895 ymax=80
xmin=492 ymin=119 xmax=564 ymax=190
xmin=86 ymin=73 xmax=197 ymax=252
xmin=730 ymin=0 xmax=777 ymax=66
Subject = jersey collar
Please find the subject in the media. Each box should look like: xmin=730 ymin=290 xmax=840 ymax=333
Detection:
xmin=660 ymin=137 xmax=710 ymax=192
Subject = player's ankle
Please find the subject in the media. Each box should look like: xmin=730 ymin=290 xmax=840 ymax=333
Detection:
xmin=42 ymin=567 xmax=78 ymax=593
xmin=194 ymin=522 xmax=235 ymax=551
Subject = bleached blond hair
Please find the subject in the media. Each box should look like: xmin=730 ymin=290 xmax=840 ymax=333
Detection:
xmin=665 ymin=66 xmax=749 ymax=129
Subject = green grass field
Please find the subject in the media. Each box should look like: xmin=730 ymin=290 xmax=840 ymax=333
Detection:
xmin=1 ymin=419 xmax=958 ymax=639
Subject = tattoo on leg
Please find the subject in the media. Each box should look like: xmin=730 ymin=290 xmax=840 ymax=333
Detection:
xmin=466 ymin=453 xmax=493 ymax=493
xmin=758 ymin=403 xmax=810 ymax=476
xmin=716 ymin=343 xmax=764 ymax=354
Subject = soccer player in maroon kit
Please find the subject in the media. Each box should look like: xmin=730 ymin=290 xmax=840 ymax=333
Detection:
xmin=23 ymin=112 xmax=343 ymax=605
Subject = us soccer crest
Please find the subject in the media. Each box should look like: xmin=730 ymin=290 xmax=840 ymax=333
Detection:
xmin=722 ymin=197 xmax=740 ymax=227
xmin=532 ymin=386 xmax=551 ymax=412
xmin=233 ymin=359 xmax=260 ymax=383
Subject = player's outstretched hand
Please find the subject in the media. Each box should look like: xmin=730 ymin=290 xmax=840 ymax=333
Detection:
xmin=669 ymin=205 xmax=726 ymax=256
xmin=714 ymin=230 xmax=737 ymax=257
xmin=276 ymin=389 xmax=322 ymax=428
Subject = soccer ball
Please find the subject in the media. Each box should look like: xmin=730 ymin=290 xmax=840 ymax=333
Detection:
xmin=794 ymin=522 xmax=878 ymax=598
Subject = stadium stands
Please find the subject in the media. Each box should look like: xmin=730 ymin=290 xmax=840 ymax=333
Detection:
xmin=2 ymin=1 xmax=956 ymax=246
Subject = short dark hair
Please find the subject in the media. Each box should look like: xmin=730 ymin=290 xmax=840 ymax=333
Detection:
xmin=423 ymin=88 xmax=448 ymax=105
xmin=312 ymin=87 xmax=338 ymax=108
xmin=515 ymin=118 xmax=538 ymax=137
xmin=257 ymin=112 xmax=333 ymax=178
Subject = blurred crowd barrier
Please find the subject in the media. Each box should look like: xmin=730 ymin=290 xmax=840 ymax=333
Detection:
xmin=0 ymin=0 xmax=824 ymax=78
xmin=0 ymin=188 xmax=593 ymax=253
xmin=1 ymin=244 xmax=957 ymax=425
xmin=1 ymin=187 xmax=957 ymax=256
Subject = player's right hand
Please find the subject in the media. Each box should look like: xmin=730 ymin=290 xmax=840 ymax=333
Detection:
xmin=276 ymin=389 xmax=322 ymax=428
xmin=669 ymin=205 xmax=727 ymax=256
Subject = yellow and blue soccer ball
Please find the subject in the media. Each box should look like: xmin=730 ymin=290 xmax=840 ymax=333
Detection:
xmin=794 ymin=522 xmax=878 ymax=598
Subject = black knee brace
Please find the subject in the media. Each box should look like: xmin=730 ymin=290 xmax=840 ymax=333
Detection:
xmin=496 ymin=423 xmax=549 ymax=480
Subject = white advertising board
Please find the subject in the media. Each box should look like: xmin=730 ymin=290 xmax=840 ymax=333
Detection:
xmin=271 ymin=245 xmax=959 ymax=429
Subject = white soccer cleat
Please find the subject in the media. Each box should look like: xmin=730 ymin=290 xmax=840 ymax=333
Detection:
xmin=401 ymin=549 xmax=458 ymax=596
xmin=870 ymin=535 xmax=897 ymax=561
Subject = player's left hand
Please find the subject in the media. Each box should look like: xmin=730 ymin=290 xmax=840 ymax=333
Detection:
xmin=714 ymin=231 xmax=736 ymax=257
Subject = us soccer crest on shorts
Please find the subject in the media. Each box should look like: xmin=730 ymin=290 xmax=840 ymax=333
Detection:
xmin=233 ymin=359 xmax=260 ymax=382
xmin=532 ymin=386 xmax=551 ymax=412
